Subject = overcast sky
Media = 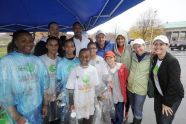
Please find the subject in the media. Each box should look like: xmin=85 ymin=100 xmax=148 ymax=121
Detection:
xmin=88 ymin=0 xmax=186 ymax=34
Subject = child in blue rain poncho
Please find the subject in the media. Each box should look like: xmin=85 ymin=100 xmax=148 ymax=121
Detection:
xmin=56 ymin=39 xmax=79 ymax=123
xmin=0 ymin=30 xmax=50 ymax=124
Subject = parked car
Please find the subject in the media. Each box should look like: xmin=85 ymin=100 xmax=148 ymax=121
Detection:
xmin=170 ymin=41 xmax=186 ymax=51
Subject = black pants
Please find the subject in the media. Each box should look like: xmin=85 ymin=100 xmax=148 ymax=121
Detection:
xmin=78 ymin=115 xmax=94 ymax=124
xmin=125 ymin=98 xmax=130 ymax=113
xmin=50 ymin=119 xmax=61 ymax=124
xmin=154 ymin=96 xmax=182 ymax=124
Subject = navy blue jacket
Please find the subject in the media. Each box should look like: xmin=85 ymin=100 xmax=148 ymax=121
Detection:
xmin=96 ymin=41 xmax=114 ymax=58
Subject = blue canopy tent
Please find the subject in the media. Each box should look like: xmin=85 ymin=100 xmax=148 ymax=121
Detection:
xmin=0 ymin=0 xmax=143 ymax=32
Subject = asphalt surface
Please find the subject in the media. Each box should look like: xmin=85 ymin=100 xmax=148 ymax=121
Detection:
xmin=128 ymin=51 xmax=186 ymax=124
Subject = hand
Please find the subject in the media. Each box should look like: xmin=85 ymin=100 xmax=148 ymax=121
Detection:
xmin=98 ymin=94 xmax=107 ymax=101
xmin=7 ymin=106 xmax=26 ymax=124
xmin=162 ymin=104 xmax=173 ymax=116
xmin=42 ymin=105 xmax=48 ymax=117
xmin=70 ymin=105 xmax=75 ymax=112
xmin=51 ymin=94 xmax=56 ymax=101
xmin=16 ymin=116 xmax=26 ymax=124
xmin=108 ymin=82 xmax=113 ymax=89
xmin=150 ymin=50 xmax=156 ymax=56
xmin=47 ymin=93 xmax=56 ymax=102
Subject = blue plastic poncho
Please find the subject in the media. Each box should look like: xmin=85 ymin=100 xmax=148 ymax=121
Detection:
xmin=0 ymin=51 xmax=49 ymax=124
xmin=56 ymin=57 xmax=79 ymax=122
xmin=56 ymin=57 xmax=79 ymax=92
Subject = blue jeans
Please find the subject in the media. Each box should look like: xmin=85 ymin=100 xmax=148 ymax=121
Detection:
xmin=154 ymin=95 xmax=182 ymax=124
xmin=128 ymin=91 xmax=146 ymax=119
xmin=111 ymin=102 xmax=124 ymax=124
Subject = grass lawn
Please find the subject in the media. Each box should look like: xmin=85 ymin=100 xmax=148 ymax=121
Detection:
xmin=0 ymin=47 xmax=7 ymax=57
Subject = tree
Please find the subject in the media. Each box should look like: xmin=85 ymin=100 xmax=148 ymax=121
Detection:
xmin=128 ymin=9 xmax=165 ymax=42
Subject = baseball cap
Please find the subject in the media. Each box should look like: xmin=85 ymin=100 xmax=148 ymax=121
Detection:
xmin=130 ymin=38 xmax=145 ymax=47
xmin=153 ymin=35 xmax=169 ymax=44
xmin=96 ymin=30 xmax=105 ymax=36
xmin=104 ymin=51 xmax=115 ymax=59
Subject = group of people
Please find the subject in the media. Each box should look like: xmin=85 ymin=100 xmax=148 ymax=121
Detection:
xmin=0 ymin=21 xmax=184 ymax=124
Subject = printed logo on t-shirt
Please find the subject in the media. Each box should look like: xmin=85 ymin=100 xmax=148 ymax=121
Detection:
xmin=49 ymin=64 xmax=56 ymax=73
xmin=82 ymin=75 xmax=90 ymax=84
xmin=18 ymin=63 xmax=35 ymax=73
xmin=26 ymin=63 xmax=35 ymax=73
xmin=78 ymin=74 xmax=92 ymax=92
xmin=78 ymin=84 xmax=91 ymax=92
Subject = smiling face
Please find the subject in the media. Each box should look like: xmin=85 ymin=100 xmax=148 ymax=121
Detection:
xmin=105 ymin=56 xmax=116 ymax=68
xmin=116 ymin=35 xmax=125 ymax=47
xmin=15 ymin=33 xmax=34 ymax=54
xmin=46 ymin=39 xmax=59 ymax=55
xmin=63 ymin=41 xmax=75 ymax=56
xmin=133 ymin=44 xmax=145 ymax=56
xmin=79 ymin=50 xmax=90 ymax=66
xmin=96 ymin=33 xmax=106 ymax=48
xmin=153 ymin=40 xmax=168 ymax=56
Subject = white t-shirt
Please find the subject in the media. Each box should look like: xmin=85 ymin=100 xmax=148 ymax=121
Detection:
xmin=66 ymin=65 xmax=99 ymax=119
xmin=73 ymin=35 xmax=90 ymax=56
xmin=40 ymin=54 xmax=60 ymax=95
xmin=89 ymin=55 xmax=109 ymax=84
xmin=153 ymin=59 xmax=163 ymax=96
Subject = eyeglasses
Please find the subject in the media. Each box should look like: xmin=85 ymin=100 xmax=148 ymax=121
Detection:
xmin=89 ymin=48 xmax=97 ymax=50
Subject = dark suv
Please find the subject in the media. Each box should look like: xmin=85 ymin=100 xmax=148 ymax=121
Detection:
xmin=170 ymin=41 xmax=186 ymax=51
